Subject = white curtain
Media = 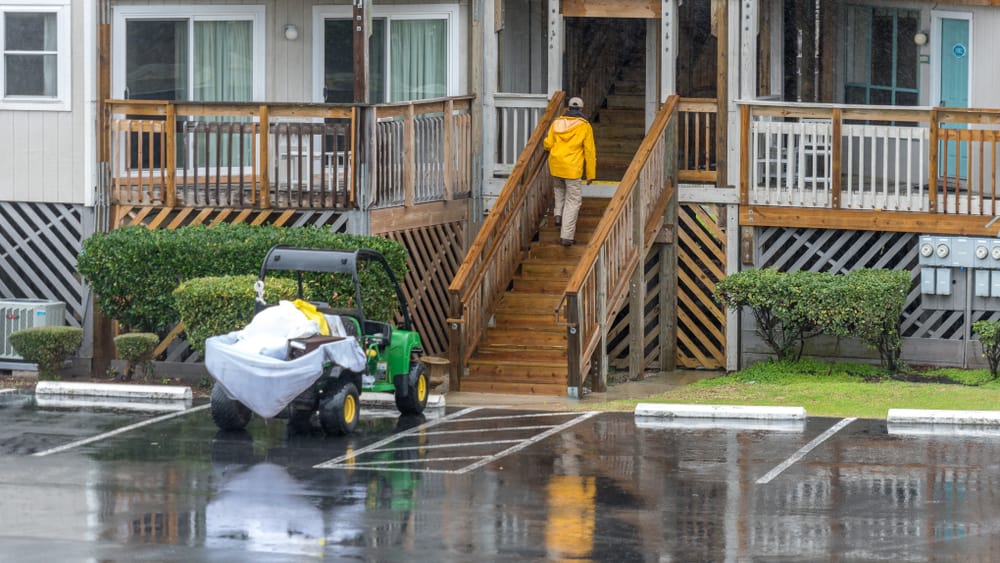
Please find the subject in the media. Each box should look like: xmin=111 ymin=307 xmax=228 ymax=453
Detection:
xmin=193 ymin=21 xmax=253 ymax=168
xmin=389 ymin=19 xmax=446 ymax=102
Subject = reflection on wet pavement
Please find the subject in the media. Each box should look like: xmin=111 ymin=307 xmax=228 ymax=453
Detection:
xmin=1 ymin=401 xmax=1000 ymax=561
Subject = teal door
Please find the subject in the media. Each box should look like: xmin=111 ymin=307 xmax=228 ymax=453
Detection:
xmin=939 ymin=17 xmax=970 ymax=178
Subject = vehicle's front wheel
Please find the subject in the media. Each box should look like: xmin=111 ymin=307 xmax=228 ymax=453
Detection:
xmin=394 ymin=361 xmax=428 ymax=415
xmin=319 ymin=382 xmax=359 ymax=436
xmin=210 ymin=383 xmax=252 ymax=431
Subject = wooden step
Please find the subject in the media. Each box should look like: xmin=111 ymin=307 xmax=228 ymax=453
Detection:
xmin=480 ymin=329 xmax=567 ymax=350
xmin=529 ymin=243 xmax=588 ymax=259
xmin=495 ymin=292 xmax=563 ymax=310
xmin=474 ymin=345 xmax=567 ymax=362
xmin=510 ymin=278 xmax=568 ymax=294
xmin=466 ymin=358 xmax=568 ymax=379
xmin=492 ymin=310 xmax=564 ymax=327
xmin=538 ymin=228 xmax=594 ymax=244
xmin=596 ymin=109 xmax=645 ymax=126
xmin=606 ymin=94 xmax=645 ymax=110
xmin=459 ymin=379 xmax=568 ymax=396
xmin=520 ymin=261 xmax=576 ymax=278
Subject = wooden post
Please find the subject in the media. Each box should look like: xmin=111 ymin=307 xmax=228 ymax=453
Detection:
xmin=714 ymin=0 xmax=728 ymax=186
xmin=259 ymin=105 xmax=270 ymax=208
xmin=443 ymin=99 xmax=454 ymax=200
xmin=566 ymin=294 xmax=583 ymax=398
xmin=831 ymin=107 xmax=842 ymax=209
xmin=658 ymin=192 xmax=678 ymax=371
xmin=404 ymin=103 xmax=415 ymax=207
xmin=596 ymin=247 xmax=609 ymax=393
xmin=353 ymin=0 xmax=369 ymax=104
xmin=739 ymin=104 xmax=750 ymax=205
xmin=929 ymin=108 xmax=938 ymax=212
xmin=448 ymin=299 xmax=463 ymax=392
xmin=628 ymin=186 xmax=645 ymax=384
xmin=165 ymin=103 xmax=176 ymax=207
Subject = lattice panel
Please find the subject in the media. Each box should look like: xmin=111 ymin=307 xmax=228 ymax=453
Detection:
xmin=754 ymin=227 xmax=1000 ymax=341
xmin=114 ymin=205 xmax=351 ymax=232
xmin=608 ymin=203 xmax=727 ymax=372
xmin=0 ymin=202 xmax=85 ymax=328
xmin=676 ymin=204 xmax=726 ymax=369
xmin=380 ymin=221 xmax=466 ymax=356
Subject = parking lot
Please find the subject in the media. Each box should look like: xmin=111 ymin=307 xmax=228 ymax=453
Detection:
xmin=2 ymin=388 xmax=1000 ymax=561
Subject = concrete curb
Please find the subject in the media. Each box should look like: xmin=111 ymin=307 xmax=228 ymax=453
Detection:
xmin=635 ymin=403 xmax=806 ymax=420
xmin=887 ymin=408 xmax=1000 ymax=426
xmin=360 ymin=392 xmax=446 ymax=409
xmin=35 ymin=381 xmax=193 ymax=402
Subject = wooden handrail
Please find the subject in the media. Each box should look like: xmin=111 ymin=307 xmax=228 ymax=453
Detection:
xmin=448 ymin=92 xmax=566 ymax=297
xmin=564 ymin=96 xmax=679 ymax=294
xmin=558 ymin=95 xmax=680 ymax=392
xmin=447 ymin=92 xmax=566 ymax=389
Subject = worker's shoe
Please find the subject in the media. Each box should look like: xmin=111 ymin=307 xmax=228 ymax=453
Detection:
xmin=554 ymin=215 xmax=562 ymax=227
xmin=559 ymin=238 xmax=574 ymax=247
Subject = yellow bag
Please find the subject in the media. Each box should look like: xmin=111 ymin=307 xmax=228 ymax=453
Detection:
xmin=291 ymin=299 xmax=330 ymax=336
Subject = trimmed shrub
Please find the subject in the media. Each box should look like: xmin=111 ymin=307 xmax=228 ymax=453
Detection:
xmin=76 ymin=224 xmax=408 ymax=334
xmin=972 ymin=319 xmax=1000 ymax=380
xmin=715 ymin=268 xmax=909 ymax=371
xmin=113 ymin=332 xmax=160 ymax=381
xmin=173 ymin=275 xmax=299 ymax=352
xmin=9 ymin=326 xmax=83 ymax=380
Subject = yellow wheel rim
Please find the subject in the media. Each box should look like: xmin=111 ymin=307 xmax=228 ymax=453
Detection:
xmin=344 ymin=393 xmax=356 ymax=423
xmin=417 ymin=374 xmax=427 ymax=402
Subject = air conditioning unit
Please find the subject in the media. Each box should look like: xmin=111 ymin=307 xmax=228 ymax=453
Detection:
xmin=0 ymin=299 xmax=66 ymax=360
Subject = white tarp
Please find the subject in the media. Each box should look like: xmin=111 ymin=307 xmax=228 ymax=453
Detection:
xmin=205 ymin=332 xmax=367 ymax=418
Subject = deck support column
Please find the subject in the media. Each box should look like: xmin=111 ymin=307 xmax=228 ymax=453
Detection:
xmin=657 ymin=191 xmax=678 ymax=371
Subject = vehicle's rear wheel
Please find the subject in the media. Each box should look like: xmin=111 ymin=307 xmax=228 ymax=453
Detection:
xmin=319 ymin=382 xmax=359 ymax=435
xmin=210 ymin=383 xmax=252 ymax=431
xmin=394 ymin=361 xmax=428 ymax=415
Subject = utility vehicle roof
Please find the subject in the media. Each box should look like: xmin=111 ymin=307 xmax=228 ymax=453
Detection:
xmin=259 ymin=246 xmax=391 ymax=275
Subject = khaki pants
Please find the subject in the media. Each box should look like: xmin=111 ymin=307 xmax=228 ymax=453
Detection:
xmin=552 ymin=177 xmax=583 ymax=240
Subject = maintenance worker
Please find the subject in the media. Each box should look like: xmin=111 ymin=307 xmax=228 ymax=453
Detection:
xmin=543 ymin=96 xmax=597 ymax=246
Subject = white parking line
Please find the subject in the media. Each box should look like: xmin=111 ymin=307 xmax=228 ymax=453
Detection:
xmin=315 ymin=409 xmax=598 ymax=474
xmin=756 ymin=417 xmax=856 ymax=485
xmin=31 ymin=404 xmax=210 ymax=457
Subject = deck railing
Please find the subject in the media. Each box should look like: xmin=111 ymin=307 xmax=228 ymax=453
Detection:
xmin=371 ymin=97 xmax=473 ymax=209
xmin=678 ymin=98 xmax=718 ymax=184
xmin=559 ymin=95 xmax=679 ymax=394
xmin=447 ymin=92 xmax=566 ymax=387
xmin=493 ymin=93 xmax=549 ymax=176
xmin=740 ymin=101 xmax=1000 ymax=216
xmin=107 ymin=96 xmax=473 ymax=210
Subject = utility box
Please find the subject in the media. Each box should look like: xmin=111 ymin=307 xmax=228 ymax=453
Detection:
xmin=0 ymin=299 xmax=65 ymax=360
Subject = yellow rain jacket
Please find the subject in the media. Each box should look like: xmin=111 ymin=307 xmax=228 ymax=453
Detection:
xmin=544 ymin=115 xmax=596 ymax=181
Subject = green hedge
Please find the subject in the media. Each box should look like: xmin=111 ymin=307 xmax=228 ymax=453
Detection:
xmin=173 ymin=275 xmax=299 ymax=352
xmin=9 ymin=326 xmax=83 ymax=380
xmin=77 ymin=224 xmax=408 ymax=334
xmin=973 ymin=320 xmax=1000 ymax=380
xmin=113 ymin=332 xmax=160 ymax=381
xmin=715 ymin=268 xmax=909 ymax=371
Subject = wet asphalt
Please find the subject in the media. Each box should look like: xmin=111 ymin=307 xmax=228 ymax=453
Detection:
xmin=1 ymin=391 xmax=999 ymax=562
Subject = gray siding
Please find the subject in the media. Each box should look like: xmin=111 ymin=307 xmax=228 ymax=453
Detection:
xmin=0 ymin=1 xmax=88 ymax=205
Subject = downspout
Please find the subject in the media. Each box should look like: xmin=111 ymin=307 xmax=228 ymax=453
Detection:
xmin=814 ymin=0 xmax=820 ymax=102
xmin=84 ymin=0 xmax=96 ymax=210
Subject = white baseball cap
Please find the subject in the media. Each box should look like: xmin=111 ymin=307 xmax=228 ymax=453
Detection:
xmin=568 ymin=97 xmax=584 ymax=109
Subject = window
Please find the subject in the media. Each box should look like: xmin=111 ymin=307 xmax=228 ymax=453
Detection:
xmin=314 ymin=4 xmax=460 ymax=103
xmin=0 ymin=1 xmax=70 ymax=111
xmin=844 ymin=6 xmax=920 ymax=106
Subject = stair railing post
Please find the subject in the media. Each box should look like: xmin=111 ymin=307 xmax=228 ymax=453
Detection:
xmin=447 ymin=295 xmax=464 ymax=392
xmin=596 ymin=246 xmax=609 ymax=393
xmin=566 ymin=293 xmax=582 ymax=399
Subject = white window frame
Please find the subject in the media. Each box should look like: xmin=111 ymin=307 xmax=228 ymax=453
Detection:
xmin=311 ymin=4 xmax=460 ymax=103
xmin=111 ymin=5 xmax=266 ymax=102
xmin=0 ymin=0 xmax=71 ymax=111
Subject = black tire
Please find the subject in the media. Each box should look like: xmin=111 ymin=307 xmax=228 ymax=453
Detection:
xmin=394 ymin=361 xmax=429 ymax=415
xmin=319 ymin=382 xmax=359 ymax=436
xmin=210 ymin=383 xmax=253 ymax=431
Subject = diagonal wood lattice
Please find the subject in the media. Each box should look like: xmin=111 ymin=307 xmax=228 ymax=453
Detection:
xmin=609 ymin=203 xmax=727 ymax=371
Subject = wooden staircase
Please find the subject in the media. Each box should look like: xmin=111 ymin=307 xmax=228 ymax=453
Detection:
xmin=460 ymin=197 xmax=611 ymax=395
xmin=593 ymin=51 xmax=646 ymax=181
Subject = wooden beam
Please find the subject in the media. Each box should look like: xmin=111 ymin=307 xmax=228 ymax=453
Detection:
xmin=562 ymin=0 xmax=658 ymax=18
xmin=714 ymin=0 xmax=728 ymax=186
xmin=740 ymin=206 xmax=1000 ymax=237
xmin=353 ymin=0 xmax=369 ymax=104
xmin=370 ymin=200 xmax=470 ymax=234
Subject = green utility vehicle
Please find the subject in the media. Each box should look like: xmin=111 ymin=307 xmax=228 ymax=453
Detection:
xmin=208 ymin=246 xmax=429 ymax=435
